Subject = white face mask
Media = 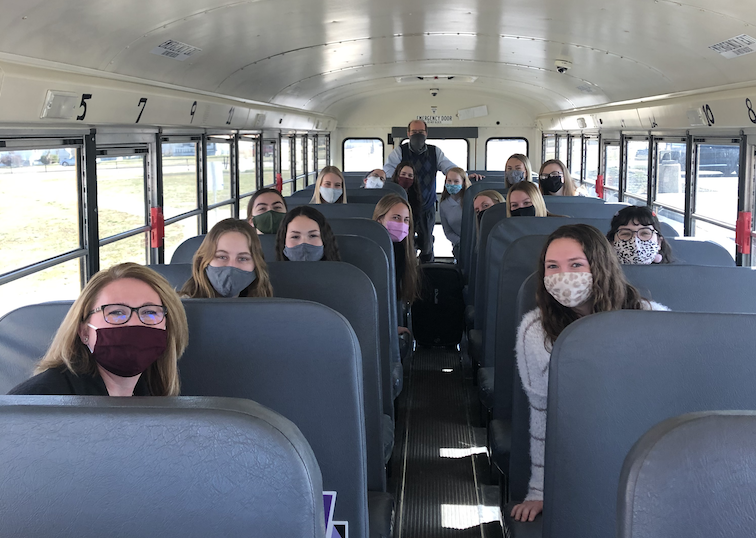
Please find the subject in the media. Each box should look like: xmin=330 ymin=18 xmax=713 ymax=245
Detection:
xmin=319 ymin=187 xmax=342 ymax=203
xmin=365 ymin=175 xmax=385 ymax=189
xmin=613 ymin=237 xmax=659 ymax=265
xmin=544 ymin=272 xmax=593 ymax=308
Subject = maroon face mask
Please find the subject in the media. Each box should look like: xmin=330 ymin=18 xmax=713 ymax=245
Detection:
xmin=86 ymin=325 xmax=168 ymax=378
xmin=397 ymin=176 xmax=414 ymax=190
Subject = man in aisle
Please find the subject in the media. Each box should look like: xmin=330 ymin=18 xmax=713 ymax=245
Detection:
xmin=384 ymin=119 xmax=482 ymax=262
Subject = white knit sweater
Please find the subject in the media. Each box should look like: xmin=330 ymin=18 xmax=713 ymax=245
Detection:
xmin=515 ymin=301 xmax=668 ymax=501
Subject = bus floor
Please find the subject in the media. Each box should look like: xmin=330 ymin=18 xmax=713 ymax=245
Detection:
xmin=388 ymin=344 xmax=504 ymax=538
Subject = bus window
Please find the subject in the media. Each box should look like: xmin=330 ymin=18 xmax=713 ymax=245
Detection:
xmin=239 ymin=137 xmax=258 ymax=196
xmin=162 ymin=141 xmax=201 ymax=263
xmin=654 ymin=140 xmax=687 ymax=211
xmin=97 ymin=153 xmax=149 ymax=268
xmin=485 ymin=138 xmax=528 ymax=171
xmin=343 ymin=138 xmax=383 ymax=172
xmin=262 ymin=140 xmax=276 ymax=188
xmin=569 ymin=136 xmax=582 ymax=182
xmin=604 ymin=143 xmax=620 ymax=202
xmin=625 ymin=139 xmax=649 ymax=200
xmin=543 ymin=135 xmax=556 ymax=161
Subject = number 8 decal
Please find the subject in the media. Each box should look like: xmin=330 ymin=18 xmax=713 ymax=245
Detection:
xmin=747 ymin=98 xmax=756 ymax=125
xmin=702 ymin=104 xmax=715 ymax=126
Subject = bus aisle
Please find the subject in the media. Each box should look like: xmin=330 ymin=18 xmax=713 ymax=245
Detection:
xmin=389 ymin=343 xmax=503 ymax=537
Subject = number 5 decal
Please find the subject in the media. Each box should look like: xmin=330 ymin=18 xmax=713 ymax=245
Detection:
xmin=76 ymin=94 xmax=92 ymax=121
xmin=136 ymin=97 xmax=148 ymax=123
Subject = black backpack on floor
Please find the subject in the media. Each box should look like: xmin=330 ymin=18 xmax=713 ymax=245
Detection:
xmin=412 ymin=263 xmax=465 ymax=347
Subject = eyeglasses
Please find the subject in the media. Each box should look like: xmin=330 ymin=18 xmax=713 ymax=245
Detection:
xmin=616 ymin=228 xmax=657 ymax=241
xmin=88 ymin=304 xmax=167 ymax=326
xmin=539 ymin=171 xmax=564 ymax=180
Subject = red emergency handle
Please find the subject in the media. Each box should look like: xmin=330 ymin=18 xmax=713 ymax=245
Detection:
xmin=736 ymin=211 xmax=752 ymax=255
xmin=276 ymin=173 xmax=283 ymax=192
xmin=595 ymin=174 xmax=604 ymax=199
xmin=150 ymin=207 xmax=165 ymax=249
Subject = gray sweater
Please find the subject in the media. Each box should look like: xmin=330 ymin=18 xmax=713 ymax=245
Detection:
xmin=439 ymin=196 xmax=462 ymax=246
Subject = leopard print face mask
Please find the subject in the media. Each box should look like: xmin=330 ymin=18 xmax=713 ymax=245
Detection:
xmin=543 ymin=272 xmax=593 ymax=308
xmin=613 ymin=237 xmax=659 ymax=265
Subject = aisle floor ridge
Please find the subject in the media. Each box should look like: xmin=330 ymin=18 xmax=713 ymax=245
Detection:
xmin=390 ymin=346 xmax=504 ymax=538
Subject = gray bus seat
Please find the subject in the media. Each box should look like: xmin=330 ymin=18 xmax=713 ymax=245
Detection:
xmin=667 ymin=236 xmax=735 ymax=266
xmin=459 ymin=181 xmax=507 ymax=279
xmin=531 ymin=311 xmax=756 ymax=538
xmin=544 ymin=200 xmax=628 ymax=218
xmin=618 ymin=411 xmax=756 ymax=538
xmin=284 ymin=202 xmax=377 ymax=219
xmin=179 ymin=298 xmax=373 ymax=538
xmin=288 ymin=185 xmax=406 ymax=203
xmin=148 ymin=263 xmax=193 ymax=290
xmin=0 ymin=301 xmax=72 ymax=394
xmin=471 ymin=216 xmax=612 ymax=372
xmin=171 ymin=235 xmax=205 ymax=264
xmin=266 ymin=261 xmax=391 ymax=478
xmin=0 ymin=396 xmax=325 ymax=538
xmin=0 ymin=299 xmax=380 ymax=538
xmin=336 ymin=236 xmax=402 ymax=408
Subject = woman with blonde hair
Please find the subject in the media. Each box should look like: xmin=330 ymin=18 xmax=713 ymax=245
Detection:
xmin=311 ymin=165 xmax=347 ymax=204
xmin=538 ymin=159 xmax=577 ymax=196
xmin=439 ymin=167 xmax=472 ymax=259
xmin=180 ymin=218 xmax=273 ymax=299
xmin=504 ymin=153 xmax=533 ymax=187
xmin=9 ymin=263 xmax=189 ymax=396
xmin=373 ymin=194 xmax=420 ymax=305
xmin=506 ymin=181 xmax=549 ymax=217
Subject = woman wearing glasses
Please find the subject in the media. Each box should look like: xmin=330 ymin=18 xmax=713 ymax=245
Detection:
xmin=8 ymin=263 xmax=188 ymax=396
xmin=538 ymin=159 xmax=578 ymax=197
xmin=606 ymin=205 xmax=673 ymax=264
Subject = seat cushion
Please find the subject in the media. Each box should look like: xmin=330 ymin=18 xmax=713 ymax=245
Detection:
xmin=368 ymin=491 xmax=395 ymax=538
xmin=392 ymin=362 xmax=403 ymax=399
xmin=468 ymin=328 xmax=483 ymax=365
xmin=477 ymin=366 xmax=495 ymax=410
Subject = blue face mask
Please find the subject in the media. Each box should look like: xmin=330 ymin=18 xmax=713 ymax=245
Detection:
xmin=505 ymin=169 xmax=525 ymax=184
xmin=445 ymin=184 xmax=463 ymax=195
xmin=283 ymin=243 xmax=325 ymax=262
xmin=205 ymin=265 xmax=257 ymax=297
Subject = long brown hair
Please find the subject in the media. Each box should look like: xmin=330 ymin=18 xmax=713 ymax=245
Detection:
xmin=506 ymin=181 xmax=548 ymax=217
xmin=373 ymin=194 xmax=420 ymax=303
xmin=536 ymin=224 xmax=648 ymax=345
xmin=505 ymin=153 xmax=533 ymax=187
xmin=35 ymin=263 xmax=188 ymax=396
xmin=539 ymin=159 xmax=577 ymax=196
xmin=311 ymin=165 xmax=347 ymax=204
xmin=180 ymin=219 xmax=273 ymax=298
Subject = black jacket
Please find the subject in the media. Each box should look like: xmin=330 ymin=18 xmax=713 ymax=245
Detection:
xmin=8 ymin=366 xmax=151 ymax=396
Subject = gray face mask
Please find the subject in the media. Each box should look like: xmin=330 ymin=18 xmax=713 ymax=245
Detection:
xmin=409 ymin=133 xmax=426 ymax=152
xmin=205 ymin=265 xmax=257 ymax=297
xmin=505 ymin=169 xmax=525 ymax=185
xmin=283 ymin=243 xmax=325 ymax=262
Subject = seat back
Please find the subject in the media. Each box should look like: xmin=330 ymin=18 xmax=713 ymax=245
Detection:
xmin=0 ymin=301 xmax=72 ymax=394
xmin=474 ymin=216 xmax=611 ymax=365
xmin=543 ymin=311 xmax=756 ymax=538
xmin=171 ymin=235 xmax=206 ymax=264
xmin=284 ymin=202 xmax=377 ymax=219
xmin=335 ymin=235 xmax=398 ymax=415
xmin=666 ymin=237 xmax=735 ymax=266
xmin=148 ymin=263 xmax=193 ymax=290
xmin=178 ymin=298 xmax=369 ymax=538
xmin=618 ymin=411 xmax=756 ymax=538
xmin=0 ymin=396 xmax=325 ymax=538
xmin=459 ymin=181 xmax=508 ymax=278
xmin=266 ymin=261 xmax=386 ymax=492
xmin=545 ymin=199 xmax=628 ymax=218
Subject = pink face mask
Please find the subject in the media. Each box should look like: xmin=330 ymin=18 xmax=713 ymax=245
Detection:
xmin=384 ymin=220 xmax=409 ymax=243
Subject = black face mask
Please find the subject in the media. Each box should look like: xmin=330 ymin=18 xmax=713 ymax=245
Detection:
xmin=477 ymin=208 xmax=487 ymax=225
xmin=409 ymin=133 xmax=426 ymax=152
xmin=510 ymin=205 xmax=537 ymax=217
xmin=540 ymin=173 xmax=563 ymax=194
